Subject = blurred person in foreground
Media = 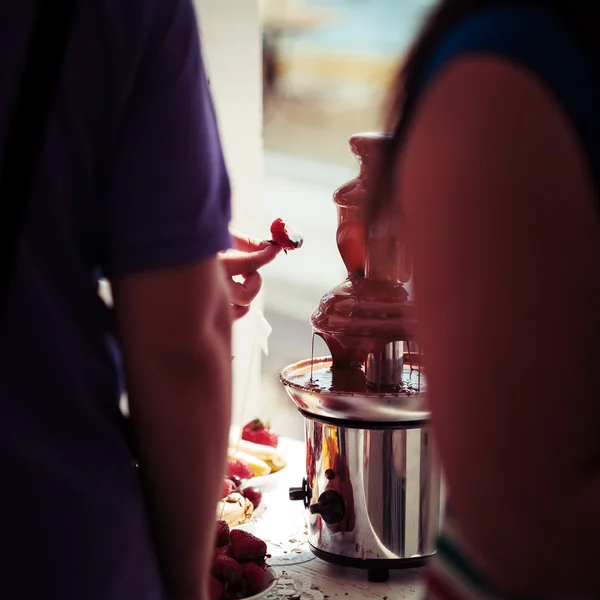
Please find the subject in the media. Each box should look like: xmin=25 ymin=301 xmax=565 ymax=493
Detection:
xmin=368 ymin=1 xmax=600 ymax=598
xmin=0 ymin=1 xmax=277 ymax=599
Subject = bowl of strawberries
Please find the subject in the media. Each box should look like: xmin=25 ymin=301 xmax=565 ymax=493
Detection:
xmin=211 ymin=520 xmax=277 ymax=600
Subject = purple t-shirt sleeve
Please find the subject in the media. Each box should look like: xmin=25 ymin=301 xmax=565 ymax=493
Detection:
xmin=103 ymin=0 xmax=231 ymax=277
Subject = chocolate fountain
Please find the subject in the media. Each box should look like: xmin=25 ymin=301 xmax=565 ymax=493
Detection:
xmin=281 ymin=133 xmax=442 ymax=582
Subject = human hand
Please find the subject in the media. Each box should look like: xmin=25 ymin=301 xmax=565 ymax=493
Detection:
xmin=219 ymin=229 xmax=280 ymax=319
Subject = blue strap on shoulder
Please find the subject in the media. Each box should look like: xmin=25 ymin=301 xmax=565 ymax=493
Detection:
xmin=417 ymin=4 xmax=600 ymax=193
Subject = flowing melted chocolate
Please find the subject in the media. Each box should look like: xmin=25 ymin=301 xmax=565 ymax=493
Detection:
xmin=309 ymin=132 xmax=422 ymax=395
xmin=311 ymin=278 xmax=416 ymax=361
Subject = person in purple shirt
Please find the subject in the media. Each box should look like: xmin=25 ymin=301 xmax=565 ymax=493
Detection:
xmin=0 ymin=1 xmax=278 ymax=599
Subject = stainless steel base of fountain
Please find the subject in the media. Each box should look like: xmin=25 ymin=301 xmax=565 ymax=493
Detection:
xmin=282 ymin=356 xmax=442 ymax=582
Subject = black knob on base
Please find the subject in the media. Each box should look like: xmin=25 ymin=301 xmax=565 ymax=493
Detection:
xmin=288 ymin=477 xmax=312 ymax=509
xmin=288 ymin=488 xmax=304 ymax=501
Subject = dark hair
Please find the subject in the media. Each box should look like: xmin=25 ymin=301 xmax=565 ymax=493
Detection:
xmin=367 ymin=0 xmax=598 ymax=223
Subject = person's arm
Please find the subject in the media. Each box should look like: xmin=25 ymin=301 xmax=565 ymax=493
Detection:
xmin=113 ymin=262 xmax=231 ymax=600
xmin=399 ymin=56 xmax=600 ymax=596
xmin=103 ymin=1 xmax=233 ymax=597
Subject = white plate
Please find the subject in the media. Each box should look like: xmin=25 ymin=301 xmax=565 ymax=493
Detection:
xmin=243 ymin=567 xmax=278 ymax=600
xmin=248 ymin=460 xmax=288 ymax=491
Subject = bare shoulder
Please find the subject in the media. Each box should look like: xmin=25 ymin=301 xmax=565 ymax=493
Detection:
xmin=399 ymin=54 xmax=600 ymax=277
xmin=402 ymin=54 xmax=596 ymax=204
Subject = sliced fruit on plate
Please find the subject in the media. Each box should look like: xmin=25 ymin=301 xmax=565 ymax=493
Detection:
xmin=217 ymin=472 xmax=265 ymax=529
xmin=260 ymin=452 xmax=286 ymax=474
xmin=226 ymin=457 xmax=254 ymax=480
xmin=216 ymin=493 xmax=254 ymax=528
xmin=242 ymin=418 xmax=278 ymax=448
xmin=228 ymin=435 xmax=287 ymax=474
xmin=228 ymin=450 xmax=271 ymax=478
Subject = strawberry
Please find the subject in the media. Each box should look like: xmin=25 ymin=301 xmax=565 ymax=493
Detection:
xmin=209 ymin=575 xmax=224 ymax=600
xmin=241 ymin=562 xmax=265 ymax=594
xmin=214 ymin=544 xmax=233 ymax=558
xmin=222 ymin=478 xmax=234 ymax=499
xmin=269 ymin=218 xmax=303 ymax=253
xmin=242 ymin=418 xmax=278 ymax=448
xmin=226 ymin=457 xmax=253 ymax=480
xmin=211 ymin=554 xmax=242 ymax=588
xmin=230 ymin=529 xmax=267 ymax=563
xmin=215 ymin=520 xmax=230 ymax=547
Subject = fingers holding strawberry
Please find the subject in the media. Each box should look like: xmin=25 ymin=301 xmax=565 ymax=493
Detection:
xmin=219 ymin=228 xmax=280 ymax=321
xmin=219 ymin=220 xmax=302 ymax=320
xmin=220 ymin=245 xmax=280 ymax=278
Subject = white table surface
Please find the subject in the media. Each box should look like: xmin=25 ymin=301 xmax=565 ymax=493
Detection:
xmin=241 ymin=437 xmax=424 ymax=600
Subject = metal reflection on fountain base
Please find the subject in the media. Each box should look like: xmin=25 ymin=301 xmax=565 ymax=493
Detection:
xmin=366 ymin=340 xmax=404 ymax=390
xmin=285 ymin=394 xmax=442 ymax=578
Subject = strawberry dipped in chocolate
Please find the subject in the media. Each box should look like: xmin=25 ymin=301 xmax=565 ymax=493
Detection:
xmin=269 ymin=218 xmax=303 ymax=253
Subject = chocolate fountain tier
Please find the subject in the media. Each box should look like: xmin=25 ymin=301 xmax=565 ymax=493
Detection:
xmin=310 ymin=277 xmax=418 ymax=379
xmin=311 ymin=277 xmax=415 ymax=339
xmin=280 ymin=356 xmax=428 ymax=423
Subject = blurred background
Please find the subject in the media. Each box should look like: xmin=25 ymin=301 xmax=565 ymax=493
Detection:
xmin=255 ymin=0 xmax=436 ymax=439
